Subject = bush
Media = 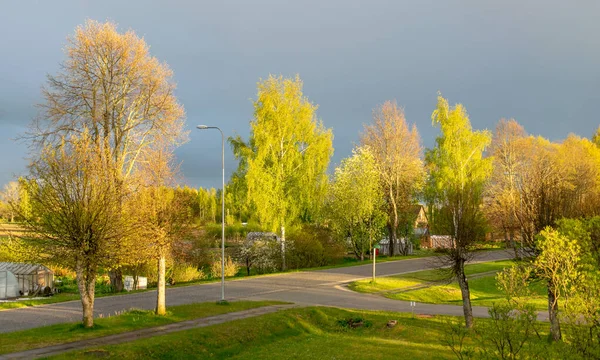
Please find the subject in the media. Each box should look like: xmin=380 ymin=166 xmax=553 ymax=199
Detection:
xmin=95 ymin=274 xmax=115 ymax=294
xmin=55 ymin=276 xmax=78 ymax=293
xmin=210 ymin=256 xmax=239 ymax=278
xmin=168 ymin=264 xmax=205 ymax=284
xmin=204 ymin=222 xmax=264 ymax=243
xmin=287 ymin=225 xmax=345 ymax=269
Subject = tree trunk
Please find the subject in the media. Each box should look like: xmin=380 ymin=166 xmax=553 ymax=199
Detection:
xmin=281 ymin=225 xmax=286 ymax=271
xmin=108 ymin=268 xmax=123 ymax=292
xmin=388 ymin=223 xmax=396 ymax=257
xmin=456 ymin=260 xmax=474 ymax=328
xmin=509 ymin=227 xmax=515 ymax=249
xmin=75 ymin=258 xmax=96 ymax=328
xmin=156 ymin=255 xmax=166 ymax=315
xmin=548 ymin=284 xmax=561 ymax=341
xmin=132 ymin=267 xmax=139 ymax=291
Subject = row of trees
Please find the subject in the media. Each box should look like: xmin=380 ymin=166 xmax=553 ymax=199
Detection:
xmin=4 ymin=20 xmax=600 ymax=337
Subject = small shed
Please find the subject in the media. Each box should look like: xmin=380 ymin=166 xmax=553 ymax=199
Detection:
xmin=379 ymin=238 xmax=414 ymax=255
xmin=421 ymin=235 xmax=454 ymax=249
xmin=0 ymin=262 xmax=54 ymax=296
xmin=0 ymin=270 xmax=19 ymax=299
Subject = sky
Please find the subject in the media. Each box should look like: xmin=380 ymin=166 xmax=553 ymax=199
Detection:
xmin=0 ymin=0 xmax=599 ymax=189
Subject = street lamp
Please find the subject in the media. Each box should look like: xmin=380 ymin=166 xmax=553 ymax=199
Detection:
xmin=196 ymin=125 xmax=226 ymax=303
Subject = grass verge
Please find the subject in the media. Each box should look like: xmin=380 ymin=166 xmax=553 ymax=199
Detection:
xmin=49 ymin=306 xmax=554 ymax=360
xmin=349 ymin=260 xmax=548 ymax=310
xmin=0 ymin=300 xmax=285 ymax=355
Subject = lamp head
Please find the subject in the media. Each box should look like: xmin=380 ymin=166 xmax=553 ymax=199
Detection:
xmin=196 ymin=125 xmax=208 ymax=129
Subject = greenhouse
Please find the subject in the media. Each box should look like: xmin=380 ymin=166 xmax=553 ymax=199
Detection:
xmin=0 ymin=270 xmax=18 ymax=299
xmin=0 ymin=262 xmax=54 ymax=298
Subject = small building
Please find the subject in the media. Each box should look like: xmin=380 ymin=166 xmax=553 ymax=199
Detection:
xmin=0 ymin=270 xmax=19 ymax=299
xmin=379 ymin=237 xmax=414 ymax=255
xmin=0 ymin=262 xmax=54 ymax=296
xmin=124 ymin=275 xmax=147 ymax=291
xmin=421 ymin=235 xmax=454 ymax=249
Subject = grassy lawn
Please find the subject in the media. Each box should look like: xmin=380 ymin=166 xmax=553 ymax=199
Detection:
xmin=0 ymin=293 xmax=80 ymax=310
xmin=349 ymin=260 xmax=548 ymax=310
xmin=349 ymin=260 xmax=514 ymax=293
xmin=48 ymin=306 xmax=553 ymax=360
xmin=0 ymin=300 xmax=284 ymax=355
xmin=387 ymin=276 xmax=548 ymax=310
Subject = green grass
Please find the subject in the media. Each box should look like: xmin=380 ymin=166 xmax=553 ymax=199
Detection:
xmin=350 ymin=260 xmax=548 ymax=310
xmin=387 ymin=275 xmax=548 ymax=310
xmin=349 ymin=260 xmax=514 ymax=294
xmin=48 ymin=306 xmax=553 ymax=360
xmin=295 ymin=249 xmax=440 ymax=272
xmin=0 ymin=300 xmax=284 ymax=355
xmin=0 ymin=293 xmax=81 ymax=310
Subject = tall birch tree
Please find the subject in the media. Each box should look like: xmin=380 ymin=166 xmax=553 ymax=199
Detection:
xmin=425 ymin=94 xmax=492 ymax=328
xmin=328 ymin=146 xmax=385 ymax=261
xmin=242 ymin=75 xmax=333 ymax=270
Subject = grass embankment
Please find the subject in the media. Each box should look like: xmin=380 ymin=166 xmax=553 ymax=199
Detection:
xmin=49 ymin=306 xmax=552 ymax=360
xmin=349 ymin=260 xmax=548 ymax=310
xmin=0 ymin=300 xmax=284 ymax=355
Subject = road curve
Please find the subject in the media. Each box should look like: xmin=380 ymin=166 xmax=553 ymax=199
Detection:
xmin=0 ymin=250 xmax=517 ymax=333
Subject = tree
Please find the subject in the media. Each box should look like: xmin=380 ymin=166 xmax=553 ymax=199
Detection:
xmin=130 ymin=144 xmax=192 ymax=315
xmin=239 ymin=75 xmax=333 ymax=270
xmin=592 ymin=125 xmax=600 ymax=148
xmin=27 ymin=20 xmax=186 ymax=293
xmin=533 ymin=227 xmax=581 ymax=341
xmin=21 ymin=20 xmax=185 ymax=325
xmin=0 ymin=182 xmax=20 ymax=222
xmin=425 ymin=94 xmax=492 ymax=328
xmin=485 ymin=119 xmax=527 ymax=257
xmin=361 ymin=101 xmax=425 ymax=256
xmin=328 ymin=146 xmax=386 ymax=261
xmin=21 ymin=132 xmax=126 ymax=327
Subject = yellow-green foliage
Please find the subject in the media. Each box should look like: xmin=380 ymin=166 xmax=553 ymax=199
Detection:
xmin=210 ymin=256 xmax=239 ymax=278
xmin=245 ymin=75 xmax=333 ymax=233
xmin=169 ymin=264 xmax=204 ymax=284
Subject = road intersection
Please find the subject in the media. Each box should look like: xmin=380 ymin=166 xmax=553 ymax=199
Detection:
xmin=0 ymin=250 xmax=519 ymax=333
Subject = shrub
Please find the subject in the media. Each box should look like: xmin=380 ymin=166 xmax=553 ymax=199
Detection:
xmin=169 ymin=264 xmax=204 ymax=284
xmin=287 ymin=225 xmax=345 ymax=269
xmin=238 ymin=238 xmax=281 ymax=275
xmin=210 ymin=256 xmax=239 ymax=278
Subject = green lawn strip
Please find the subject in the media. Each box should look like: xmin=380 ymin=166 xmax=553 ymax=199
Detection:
xmin=0 ymin=300 xmax=285 ymax=355
xmin=349 ymin=260 xmax=514 ymax=294
xmin=350 ymin=260 xmax=548 ymax=310
xmin=48 ymin=306 xmax=551 ymax=360
xmin=386 ymin=276 xmax=548 ymax=310
xmin=0 ymin=293 xmax=81 ymax=310
xmin=295 ymin=249 xmax=440 ymax=272
xmin=347 ymin=278 xmax=423 ymax=293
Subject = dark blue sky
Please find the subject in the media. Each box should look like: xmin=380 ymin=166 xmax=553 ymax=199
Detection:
xmin=1 ymin=1 xmax=599 ymax=188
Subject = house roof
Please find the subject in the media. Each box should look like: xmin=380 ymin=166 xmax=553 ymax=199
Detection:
xmin=0 ymin=262 xmax=53 ymax=275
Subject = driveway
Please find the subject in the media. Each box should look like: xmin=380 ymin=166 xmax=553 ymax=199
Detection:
xmin=0 ymin=250 xmax=516 ymax=333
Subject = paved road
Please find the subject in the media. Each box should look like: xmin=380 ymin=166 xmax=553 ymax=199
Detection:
xmin=0 ymin=250 xmax=517 ymax=333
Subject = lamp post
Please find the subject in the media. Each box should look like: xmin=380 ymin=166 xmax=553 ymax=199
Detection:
xmin=197 ymin=125 xmax=225 ymax=303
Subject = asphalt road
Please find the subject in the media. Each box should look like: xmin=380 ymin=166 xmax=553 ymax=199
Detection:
xmin=0 ymin=250 xmax=518 ymax=333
